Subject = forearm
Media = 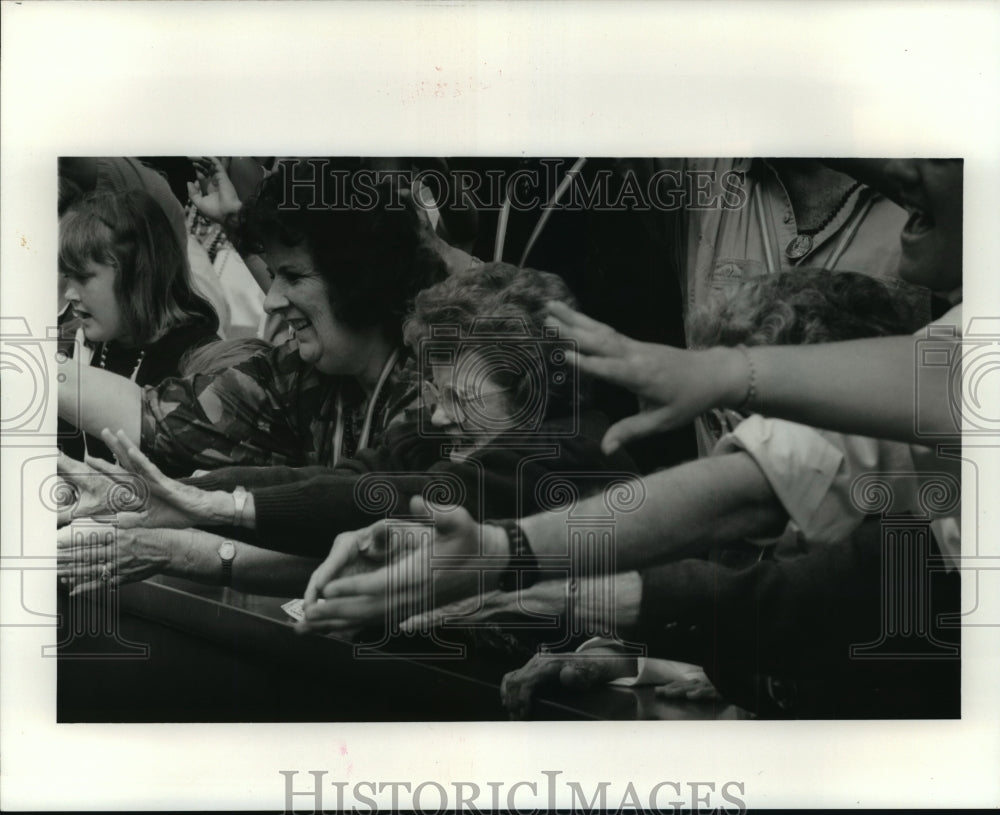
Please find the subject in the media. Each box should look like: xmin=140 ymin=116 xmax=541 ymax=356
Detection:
xmin=520 ymin=453 xmax=786 ymax=571
xmin=165 ymin=528 xmax=319 ymax=596
xmin=58 ymin=362 xmax=142 ymax=442
xmin=724 ymin=337 xmax=959 ymax=444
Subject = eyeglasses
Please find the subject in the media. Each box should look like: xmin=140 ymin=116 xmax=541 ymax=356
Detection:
xmin=422 ymin=380 xmax=513 ymax=422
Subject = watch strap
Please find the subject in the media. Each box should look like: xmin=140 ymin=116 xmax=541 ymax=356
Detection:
xmin=218 ymin=540 xmax=235 ymax=587
xmin=490 ymin=518 xmax=539 ymax=592
xmin=232 ymin=486 xmax=249 ymax=527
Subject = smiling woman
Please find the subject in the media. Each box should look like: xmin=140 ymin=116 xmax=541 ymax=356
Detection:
xmin=58 ymin=160 xmax=447 ymax=475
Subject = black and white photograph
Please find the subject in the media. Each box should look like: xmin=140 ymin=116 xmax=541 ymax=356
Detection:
xmin=2 ymin=2 xmax=999 ymax=812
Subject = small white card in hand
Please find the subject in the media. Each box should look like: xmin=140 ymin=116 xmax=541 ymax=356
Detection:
xmin=281 ymin=598 xmax=305 ymax=621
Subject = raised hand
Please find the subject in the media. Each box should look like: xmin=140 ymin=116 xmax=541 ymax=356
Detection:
xmin=545 ymin=300 xmax=746 ymax=453
xmin=187 ymin=156 xmax=243 ymax=224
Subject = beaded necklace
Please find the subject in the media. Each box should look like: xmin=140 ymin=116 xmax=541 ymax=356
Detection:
xmin=98 ymin=342 xmax=146 ymax=382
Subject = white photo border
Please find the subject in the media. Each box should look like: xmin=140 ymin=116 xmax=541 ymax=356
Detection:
xmin=2 ymin=0 xmax=999 ymax=810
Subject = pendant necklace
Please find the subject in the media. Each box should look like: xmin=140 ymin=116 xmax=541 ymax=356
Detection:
xmin=785 ymin=181 xmax=862 ymax=260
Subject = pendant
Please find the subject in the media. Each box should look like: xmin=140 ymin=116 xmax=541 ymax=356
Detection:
xmin=785 ymin=234 xmax=813 ymax=260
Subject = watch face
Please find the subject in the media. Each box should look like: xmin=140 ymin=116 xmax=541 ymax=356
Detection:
xmin=219 ymin=541 xmax=236 ymax=561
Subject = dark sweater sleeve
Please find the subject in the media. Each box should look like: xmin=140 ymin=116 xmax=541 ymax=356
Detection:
xmin=637 ymin=530 xmax=883 ymax=676
xmin=185 ymin=465 xmax=333 ymax=491
xmin=638 ymin=518 xmax=960 ymax=717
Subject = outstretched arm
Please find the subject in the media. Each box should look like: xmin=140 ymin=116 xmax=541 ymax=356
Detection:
xmin=547 ymin=301 xmax=961 ymax=449
xmin=520 ymin=451 xmax=786 ymax=570
xmin=58 ymin=360 xmax=142 ymax=444
xmin=299 ymin=451 xmax=787 ymax=632
xmin=58 ymin=524 xmax=318 ymax=597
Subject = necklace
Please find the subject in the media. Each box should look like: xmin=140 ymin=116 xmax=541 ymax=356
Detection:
xmin=785 ymin=181 xmax=863 ymax=260
xmin=99 ymin=342 xmax=146 ymax=382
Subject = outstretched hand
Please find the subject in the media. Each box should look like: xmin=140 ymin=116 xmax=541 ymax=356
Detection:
xmin=56 ymin=452 xmax=147 ymax=526
xmin=94 ymin=429 xmax=229 ymax=529
xmin=187 ymin=156 xmax=243 ymax=224
xmin=545 ymin=301 xmax=746 ymax=453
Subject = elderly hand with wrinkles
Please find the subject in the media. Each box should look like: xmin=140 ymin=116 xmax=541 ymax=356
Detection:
xmin=57 ymin=522 xmax=177 ymax=595
xmin=58 ymin=429 xmax=241 ymax=530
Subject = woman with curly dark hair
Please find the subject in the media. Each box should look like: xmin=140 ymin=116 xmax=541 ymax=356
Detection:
xmin=59 ymin=263 xmax=636 ymax=596
xmin=58 ymin=159 xmax=447 ymax=475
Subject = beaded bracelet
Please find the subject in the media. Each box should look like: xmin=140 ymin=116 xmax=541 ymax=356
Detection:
xmin=735 ymin=344 xmax=758 ymax=412
xmin=490 ymin=519 xmax=540 ymax=592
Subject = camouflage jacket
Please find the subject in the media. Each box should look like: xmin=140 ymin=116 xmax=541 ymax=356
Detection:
xmin=140 ymin=341 xmax=419 ymax=475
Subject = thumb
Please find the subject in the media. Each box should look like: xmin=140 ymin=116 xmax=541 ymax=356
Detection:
xmin=601 ymin=407 xmax=676 ymax=455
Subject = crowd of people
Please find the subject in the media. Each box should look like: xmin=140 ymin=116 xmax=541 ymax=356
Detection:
xmin=55 ymin=155 xmax=964 ymax=719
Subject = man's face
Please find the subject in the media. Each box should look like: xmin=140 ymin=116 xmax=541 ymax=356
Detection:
xmin=883 ymin=159 xmax=963 ymax=292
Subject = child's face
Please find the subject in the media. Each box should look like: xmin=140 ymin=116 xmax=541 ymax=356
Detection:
xmin=883 ymin=159 xmax=963 ymax=292
xmin=61 ymin=259 xmax=127 ymax=345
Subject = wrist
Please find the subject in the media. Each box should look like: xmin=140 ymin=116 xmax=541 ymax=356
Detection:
xmin=483 ymin=522 xmax=510 ymax=563
xmin=490 ymin=519 xmax=539 ymax=592
xmin=711 ymin=346 xmax=754 ymax=410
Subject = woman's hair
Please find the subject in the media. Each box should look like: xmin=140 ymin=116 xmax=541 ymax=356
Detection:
xmin=59 ymin=189 xmax=219 ymax=345
xmin=235 ymin=159 xmax=447 ymax=344
xmin=179 ymin=337 xmax=272 ymax=376
xmin=404 ymin=261 xmax=580 ymax=417
xmin=686 ymin=269 xmax=911 ymax=349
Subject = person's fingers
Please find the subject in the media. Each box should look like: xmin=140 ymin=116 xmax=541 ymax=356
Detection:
xmin=545 ymin=300 xmax=602 ymax=329
xmin=601 ymin=407 xmax=677 ymax=455
xmin=57 ymin=522 xmax=115 ymax=548
xmin=68 ymin=579 xmax=103 ymax=597
xmin=304 ymin=544 xmax=350 ymax=605
xmin=57 ymin=452 xmax=90 ymax=476
xmin=320 ymin=565 xmax=388 ymax=600
xmin=302 ymin=595 xmax=377 ymax=625
xmin=99 ymin=429 xmax=136 ymax=472
xmin=186 ymin=180 xmax=203 ymax=202
xmin=114 ymin=511 xmax=148 ymax=529
xmin=569 ymin=350 xmax=635 ymax=385
xmin=545 ymin=302 xmax=628 ymax=353
xmin=559 ymin=661 xmax=597 ymax=690
xmin=313 ymin=532 xmax=362 ymax=591
xmin=112 ymin=430 xmax=171 ymax=492
xmin=509 ymin=659 xmax=561 ymax=719
xmin=84 ymin=453 xmax=125 ymax=477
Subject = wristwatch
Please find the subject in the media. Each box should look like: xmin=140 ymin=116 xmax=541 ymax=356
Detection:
xmin=217 ymin=540 xmax=236 ymax=586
